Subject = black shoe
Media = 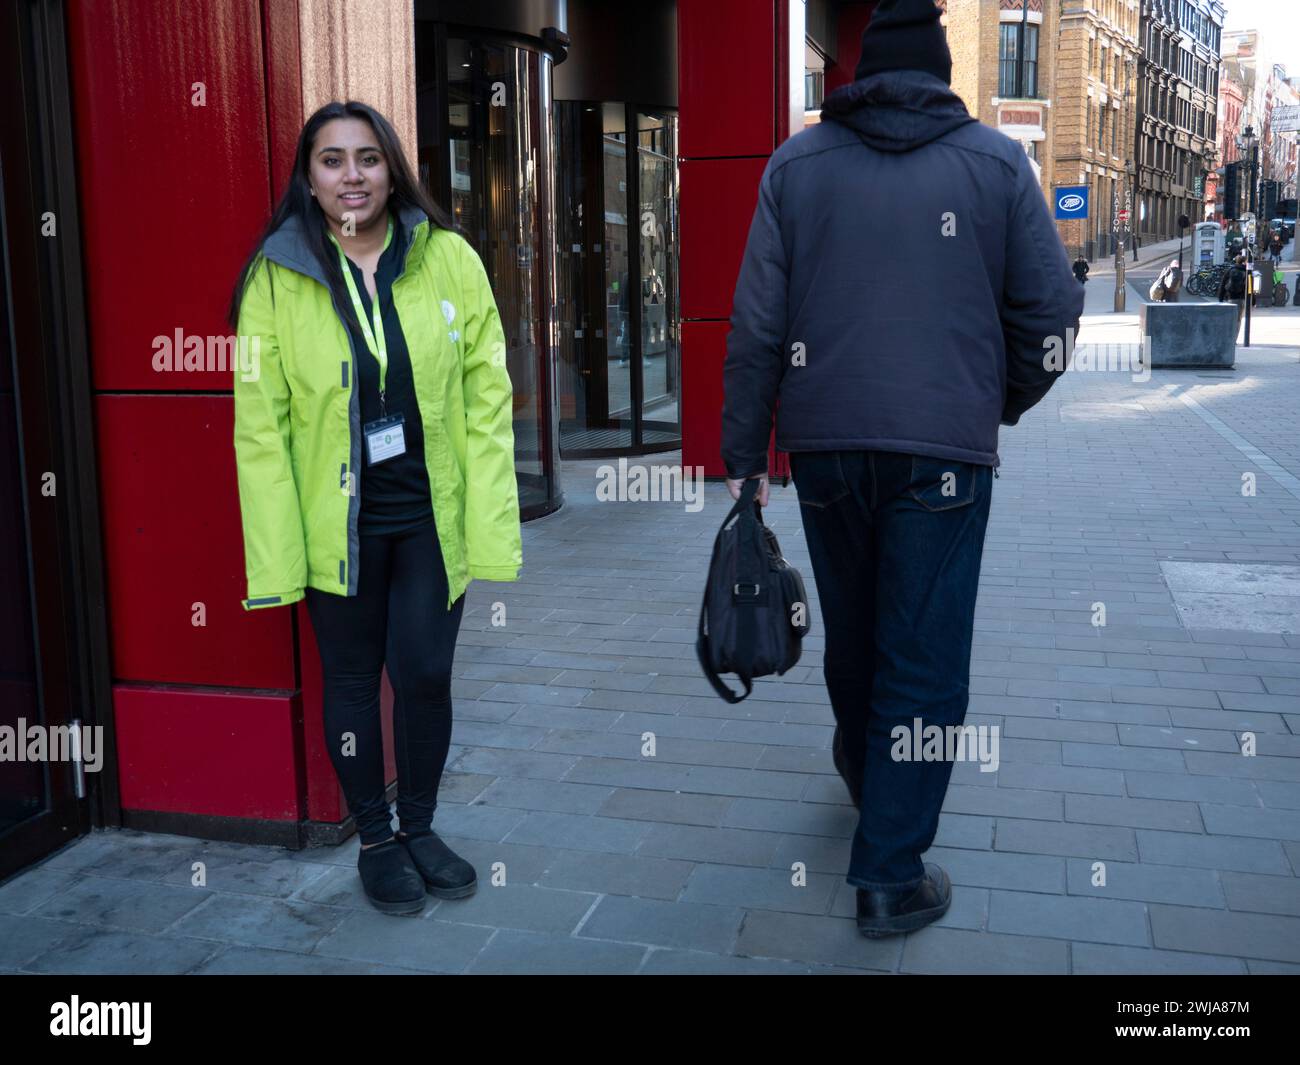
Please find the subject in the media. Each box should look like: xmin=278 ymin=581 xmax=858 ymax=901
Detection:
xmin=832 ymin=725 xmax=863 ymax=807
xmin=356 ymin=838 xmax=427 ymax=915
xmin=397 ymin=830 xmax=477 ymax=899
xmin=856 ymin=862 xmax=951 ymax=938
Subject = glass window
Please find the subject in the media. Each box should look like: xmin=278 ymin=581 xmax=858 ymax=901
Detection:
xmin=804 ymin=70 xmax=824 ymax=112
xmin=1024 ymin=25 xmax=1038 ymax=97
xmin=998 ymin=23 xmax=1038 ymax=98
xmin=999 ymin=25 xmax=1017 ymax=97
xmin=552 ymin=103 xmax=680 ymax=455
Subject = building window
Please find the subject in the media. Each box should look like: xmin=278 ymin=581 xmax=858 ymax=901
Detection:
xmin=804 ymin=69 xmax=824 ymax=111
xmin=998 ymin=23 xmax=1039 ymax=98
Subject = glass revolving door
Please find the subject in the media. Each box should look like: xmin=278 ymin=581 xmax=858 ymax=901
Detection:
xmin=416 ymin=27 xmax=561 ymax=519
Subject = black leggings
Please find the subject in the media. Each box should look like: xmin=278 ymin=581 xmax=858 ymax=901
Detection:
xmin=305 ymin=518 xmax=466 ymax=846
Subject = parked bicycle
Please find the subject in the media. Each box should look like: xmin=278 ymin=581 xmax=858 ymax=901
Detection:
xmin=1186 ymin=262 xmax=1229 ymax=297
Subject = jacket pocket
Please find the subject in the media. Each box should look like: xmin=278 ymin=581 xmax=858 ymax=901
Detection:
xmin=789 ymin=451 xmax=850 ymax=509
xmin=906 ymin=454 xmax=978 ymax=511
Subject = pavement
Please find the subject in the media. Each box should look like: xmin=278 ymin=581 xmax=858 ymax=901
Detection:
xmin=3 ymin=253 xmax=1300 ymax=975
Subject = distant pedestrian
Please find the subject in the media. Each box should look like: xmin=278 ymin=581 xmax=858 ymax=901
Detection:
xmin=1217 ymin=252 xmax=1248 ymax=337
xmin=1072 ymin=255 xmax=1089 ymax=284
xmin=1149 ymin=258 xmax=1182 ymax=302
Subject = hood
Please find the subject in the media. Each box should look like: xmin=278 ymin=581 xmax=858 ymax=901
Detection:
xmin=261 ymin=200 xmax=428 ymax=284
xmin=819 ymin=69 xmax=976 ymax=153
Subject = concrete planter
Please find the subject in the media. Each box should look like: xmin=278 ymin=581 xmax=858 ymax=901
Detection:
xmin=1140 ymin=303 xmax=1237 ymax=368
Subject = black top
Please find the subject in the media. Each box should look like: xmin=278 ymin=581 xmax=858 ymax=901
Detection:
xmin=337 ymin=214 xmax=434 ymax=536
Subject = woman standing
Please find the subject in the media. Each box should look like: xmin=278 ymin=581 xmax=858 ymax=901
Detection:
xmin=228 ymin=101 xmax=522 ymax=916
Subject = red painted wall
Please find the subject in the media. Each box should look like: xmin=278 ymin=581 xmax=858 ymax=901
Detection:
xmin=67 ymin=0 xmax=354 ymax=836
xmin=94 ymin=394 xmax=295 ymax=690
xmin=114 ymin=687 xmax=303 ymax=820
xmin=678 ymin=0 xmax=803 ymax=478
xmin=68 ymin=0 xmax=271 ymax=394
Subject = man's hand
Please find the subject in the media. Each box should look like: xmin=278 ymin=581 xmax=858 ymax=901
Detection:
xmin=726 ymin=472 xmax=770 ymax=506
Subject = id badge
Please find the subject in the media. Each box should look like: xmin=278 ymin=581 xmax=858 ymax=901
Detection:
xmin=364 ymin=413 xmax=406 ymax=465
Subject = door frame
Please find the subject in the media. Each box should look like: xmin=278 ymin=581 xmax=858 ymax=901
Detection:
xmin=0 ymin=0 xmax=119 ymax=881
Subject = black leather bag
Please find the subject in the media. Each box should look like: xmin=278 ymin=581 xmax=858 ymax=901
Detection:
xmin=696 ymin=478 xmax=811 ymax=703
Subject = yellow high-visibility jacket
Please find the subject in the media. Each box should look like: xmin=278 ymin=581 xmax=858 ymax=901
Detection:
xmin=233 ymin=203 xmax=522 ymax=610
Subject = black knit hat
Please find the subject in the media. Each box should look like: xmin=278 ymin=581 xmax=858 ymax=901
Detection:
xmin=854 ymin=0 xmax=952 ymax=84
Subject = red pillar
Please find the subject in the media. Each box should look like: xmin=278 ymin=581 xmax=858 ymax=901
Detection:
xmin=66 ymin=0 xmax=366 ymax=844
xmin=678 ymin=0 xmax=805 ymax=478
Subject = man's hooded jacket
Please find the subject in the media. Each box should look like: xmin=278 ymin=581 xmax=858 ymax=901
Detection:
xmin=720 ymin=68 xmax=1085 ymax=478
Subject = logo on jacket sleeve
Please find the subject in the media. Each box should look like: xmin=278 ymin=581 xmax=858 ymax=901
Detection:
xmin=442 ymin=299 xmax=460 ymax=343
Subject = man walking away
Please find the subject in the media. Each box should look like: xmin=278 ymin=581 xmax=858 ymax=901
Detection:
xmin=720 ymin=0 xmax=1085 ymax=939
xmin=1217 ymin=252 xmax=1248 ymax=338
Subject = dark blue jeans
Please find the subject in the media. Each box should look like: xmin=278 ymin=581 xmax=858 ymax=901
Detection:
xmin=305 ymin=518 xmax=466 ymax=846
xmin=789 ymin=450 xmax=994 ymax=892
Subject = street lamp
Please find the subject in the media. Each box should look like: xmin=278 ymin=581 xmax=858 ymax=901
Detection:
xmin=1235 ymin=125 xmax=1258 ymax=347
xmin=1114 ymin=54 xmax=1138 ymax=310
xmin=1236 ymin=125 xmax=1258 ymax=220
xmin=1201 ymin=144 xmax=1218 ymax=225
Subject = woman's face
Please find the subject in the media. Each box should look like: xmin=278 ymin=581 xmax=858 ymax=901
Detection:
xmin=308 ymin=117 xmax=392 ymax=233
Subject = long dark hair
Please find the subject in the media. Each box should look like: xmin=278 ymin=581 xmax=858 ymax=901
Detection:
xmin=227 ymin=100 xmax=454 ymax=330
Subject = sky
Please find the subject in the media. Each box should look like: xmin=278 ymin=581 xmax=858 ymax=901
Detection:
xmin=1221 ymin=0 xmax=1300 ymax=79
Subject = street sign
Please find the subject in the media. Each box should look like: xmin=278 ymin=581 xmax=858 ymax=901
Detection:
xmin=1273 ymin=104 xmax=1300 ymax=133
xmin=1054 ymin=185 xmax=1089 ymax=219
xmin=1118 ymin=209 xmax=1131 ymax=221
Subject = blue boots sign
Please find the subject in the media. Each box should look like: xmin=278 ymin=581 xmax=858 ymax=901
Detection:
xmin=1054 ymin=186 xmax=1089 ymax=220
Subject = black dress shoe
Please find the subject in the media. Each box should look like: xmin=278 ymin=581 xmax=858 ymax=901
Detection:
xmin=356 ymin=838 xmax=427 ymax=916
xmin=832 ymin=725 xmax=863 ymax=807
xmin=397 ymin=830 xmax=477 ymax=899
xmin=856 ymin=862 xmax=951 ymax=938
